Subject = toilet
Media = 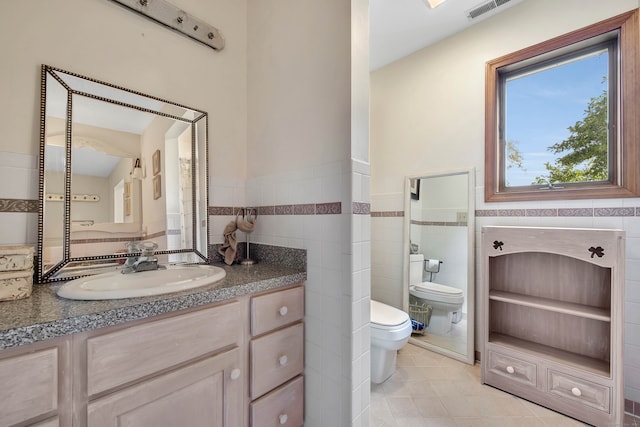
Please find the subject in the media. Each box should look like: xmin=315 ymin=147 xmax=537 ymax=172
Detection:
xmin=370 ymin=300 xmax=412 ymax=384
xmin=409 ymin=254 xmax=464 ymax=334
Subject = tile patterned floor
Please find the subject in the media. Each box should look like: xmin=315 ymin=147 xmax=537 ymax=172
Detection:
xmin=370 ymin=344 xmax=640 ymax=427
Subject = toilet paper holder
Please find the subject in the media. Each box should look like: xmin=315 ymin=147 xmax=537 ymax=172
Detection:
xmin=424 ymin=259 xmax=442 ymax=273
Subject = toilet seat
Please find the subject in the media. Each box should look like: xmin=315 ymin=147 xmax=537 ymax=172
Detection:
xmin=410 ymin=282 xmax=463 ymax=305
xmin=371 ymin=300 xmax=409 ymax=328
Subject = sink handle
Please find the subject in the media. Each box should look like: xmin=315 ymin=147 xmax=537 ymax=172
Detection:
xmin=138 ymin=241 xmax=159 ymax=256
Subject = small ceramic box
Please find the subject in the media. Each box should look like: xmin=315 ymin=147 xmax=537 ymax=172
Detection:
xmin=0 ymin=270 xmax=33 ymax=301
xmin=0 ymin=246 xmax=34 ymax=301
xmin=0 ymin=246 xmax=34 ymax=272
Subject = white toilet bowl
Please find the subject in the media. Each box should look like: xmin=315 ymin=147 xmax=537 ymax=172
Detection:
xmin=370 ymin=300 xmax=412 ymax=384
xmin=409 ymin=282 xmax=464 ymax=334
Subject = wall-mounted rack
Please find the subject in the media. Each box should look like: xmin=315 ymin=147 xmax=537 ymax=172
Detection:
xmin=46 ymin=194 xmax=100 ymax=202
xmin=109 ymin=0 xmax=225 ymax=51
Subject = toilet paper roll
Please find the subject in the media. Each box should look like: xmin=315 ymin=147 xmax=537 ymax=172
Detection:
xmin=425 ymin=259 xmax=441 ymax=273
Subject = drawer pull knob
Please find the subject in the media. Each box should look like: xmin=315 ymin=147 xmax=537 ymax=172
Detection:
xmin=571 ymin=387 xmax=582 ymax=397
xmin=230 ymin=368 xmax=241 ymax=380
xmin=279 ymin=306 xmax=288 ymax=316
xmin=279 ymin=414 xmax=288 ymax=424
xmin=279 ymin=355 xmax=288 ymax=366
xmin=506 ymin=366 xmax=515 ymax=374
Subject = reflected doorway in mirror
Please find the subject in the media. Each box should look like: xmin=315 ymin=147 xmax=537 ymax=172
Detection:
xmin=153 ymin=175 xmax=162 ymax=200
xmin=152 ymin=149 xmax=161 ymax=176
xmin=410 ymin=178 xmax=420 ymax=200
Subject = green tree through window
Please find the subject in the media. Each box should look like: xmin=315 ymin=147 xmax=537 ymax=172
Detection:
xmin=534 ymin=88 xmax=608 ymax=185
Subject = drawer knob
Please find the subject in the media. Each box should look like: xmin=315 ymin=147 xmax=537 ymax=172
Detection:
xmin=279 ymin=414 xmax=288 ymax=425
xmin=279 ymin=355 xmax=288 ymax=366
xmin=571 ymin=387 xmax=582 ymax=397
xmin=230 ymin=368 xmax=241 ymax=380
xmin=279 ymin=306 xmax=288 ymax=316
xmin=506 ymin=366 xmax=515 ymax=374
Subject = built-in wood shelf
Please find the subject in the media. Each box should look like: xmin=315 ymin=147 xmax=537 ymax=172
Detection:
xmin=482 ymin=226 xmax=624 ymax=427
xmin=489 ymin=290 xmax=611 ymax=322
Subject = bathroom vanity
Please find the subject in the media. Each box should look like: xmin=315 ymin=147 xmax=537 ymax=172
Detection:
xmin=481 ymin=226 xmax=624 ymax=427
xmin=0 ymin=264 xmax=305 ymax=427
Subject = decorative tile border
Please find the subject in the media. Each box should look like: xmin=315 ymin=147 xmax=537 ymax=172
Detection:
xmin=625 ymin=399 xmax=640 ymax=419
xmin=373 ymin=207 xmax=640 ymax=219
xmin=210 ymin=202 xmax=342 ymax=216
xmin=410 ymin=220 xmax=467 ymax=227
xmin=371 ymin=211 xmax=404 ymax=217
xmin=0 ymin=198 xmax=38 ymax=213
xmin=352 ymin=202 xmax=370 ymax=215
xmin=476 ymin=207 xmax=640 ymax=217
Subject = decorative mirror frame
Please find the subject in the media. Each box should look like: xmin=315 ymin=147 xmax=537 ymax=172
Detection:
xmin=36 ymin=65 xmax=210 ymax=283
xmin=402 ymin=167 xmax=476 ymax=365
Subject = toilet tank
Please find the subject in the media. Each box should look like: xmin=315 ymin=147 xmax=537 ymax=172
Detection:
xmin=409 ymin=254 xmax=424 ymax=285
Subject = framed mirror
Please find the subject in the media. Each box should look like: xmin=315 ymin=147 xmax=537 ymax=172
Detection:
xmin=37 ymin=65 xmax=209 ymax=283
xmin=402 ymin=168 xmax=475 ymax=364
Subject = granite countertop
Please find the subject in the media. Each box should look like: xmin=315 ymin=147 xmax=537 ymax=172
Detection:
xmin=0 ymin=262 xmax=306 ymax=350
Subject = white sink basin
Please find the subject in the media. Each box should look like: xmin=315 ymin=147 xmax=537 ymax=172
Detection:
xmin=57 ymin=264 xmax=227 ymax=300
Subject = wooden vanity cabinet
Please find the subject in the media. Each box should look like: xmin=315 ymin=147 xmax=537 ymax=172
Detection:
xmin=0 ymin=337 xmax=72 ymax=427
xmin=249 ymin=285 xmax=304 ymax=427
xmin=74 ymin=300 xmax=246 ymax=427
xmin=481 ymin=226 xmax=624 ymax=427
xmin=0 ymin=283 xmax=306 ymax=427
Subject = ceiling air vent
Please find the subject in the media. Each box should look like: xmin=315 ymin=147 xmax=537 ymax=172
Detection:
xmin=466 ymin=0 xmax=513 ymax=20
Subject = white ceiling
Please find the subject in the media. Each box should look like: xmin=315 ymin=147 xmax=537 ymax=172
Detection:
xmin=369 ymin=0 xmax=525 ymax=71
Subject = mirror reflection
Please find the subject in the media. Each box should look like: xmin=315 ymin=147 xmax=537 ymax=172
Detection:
xmin=404 ymin=169 xmax=475 ymax=364
xmin=38 ymin=65 xmax=209 ymax=283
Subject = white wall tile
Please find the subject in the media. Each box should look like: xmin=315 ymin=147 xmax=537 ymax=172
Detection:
xmin=0 ymin=213 xmax=38 ymax=245
xmin=0 ymin=154 xmax=38 ymax=200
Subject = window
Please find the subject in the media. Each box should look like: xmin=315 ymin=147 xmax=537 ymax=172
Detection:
xmin=485 ymin=10 xmax=639 ymax=202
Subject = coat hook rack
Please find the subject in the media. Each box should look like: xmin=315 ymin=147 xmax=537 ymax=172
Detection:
xmin=109 ymin=0 xmax=225 ymax=51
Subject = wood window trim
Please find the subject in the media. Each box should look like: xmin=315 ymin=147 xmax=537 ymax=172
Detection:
xmin=485 ymin=9 xmax=639 ymax=203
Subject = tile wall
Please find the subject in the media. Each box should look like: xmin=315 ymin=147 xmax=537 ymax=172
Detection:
xmin=211 ymin=159 xmax=370 ymax=426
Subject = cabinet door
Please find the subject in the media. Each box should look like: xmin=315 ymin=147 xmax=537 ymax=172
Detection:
xmin=88 ymin=347 xmax=243 ymax=427
xmin=0 ymin=338 xmax=70 ymax=427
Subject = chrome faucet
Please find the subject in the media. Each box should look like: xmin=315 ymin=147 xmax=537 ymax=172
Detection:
xmin=121 ymin=241 xmax=163 ymax=274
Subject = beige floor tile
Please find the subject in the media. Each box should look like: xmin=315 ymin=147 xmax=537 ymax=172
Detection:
xmin=407 ymin=380 xmax=439 ymax=398
xmin=387 ymin=397 xmax=422 ymax=418
xmin=395 ymin=417 xmax=432 ymax=427
xmin=418 ymin=418 xmax=459 ymax=427
xmin=413 ymin=397 xmax=449 ymax=418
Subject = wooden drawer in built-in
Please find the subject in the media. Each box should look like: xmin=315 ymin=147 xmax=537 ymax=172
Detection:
xmin=251 ymin=376 xmax=304 ymax=427
xmin=251 ymin=286 xmax=304 ymax=336
xmin=86 ymin=300 xmax=241 ymax=396
xmin=487 ymin=349 xmax=537 ymax=388
xmin=251 ymin=323 xmax=304 ymax=400
xmin=548 ymin=369 xmax=610 ymax=413
xmin=0 ymin=339 xmax=68 ymax=426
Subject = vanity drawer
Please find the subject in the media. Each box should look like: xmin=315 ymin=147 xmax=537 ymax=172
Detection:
xmin=87 ymin=300 xmax=241 ymax=396
xmin=251 ymin=323 xmax=304 ymax=399
xmin=0 ymin=347 xmax=60 ymax=426
xmin=251 ymin=286 xmax=304 ymax=336
xmin=548 ymin=369 xmax=610 ymax=413
xmin=251 ymin=376 xmax=304 ymax=427
xmin=487 ymin=349 xmax=537 ymax=388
